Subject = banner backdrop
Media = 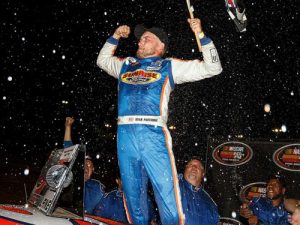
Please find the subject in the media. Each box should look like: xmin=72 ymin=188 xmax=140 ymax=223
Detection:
xmin=204 ymin=139 xmax=300 ymax=225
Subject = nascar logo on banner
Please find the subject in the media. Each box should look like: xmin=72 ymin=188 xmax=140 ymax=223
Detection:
xmin=239 ymin=182 xmax=266 ymax=203
xmin=212 ymin=142 xmax=253 ymax=166
xmin=273 ymin=144 xmax=300 ymax=172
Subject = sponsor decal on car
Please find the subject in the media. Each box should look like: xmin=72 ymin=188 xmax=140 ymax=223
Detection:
xmin=273 ymin=144 xmax=300 ymax=171
xmin=0 ymin=215 xmax=34 ymax=225
xmin=212 ymin=142 xmax=253 ymax=166
xmin=239 ymin=182 xmax=266 ymax=202
xmin=0 ymin=206 xmax=32 ymax=215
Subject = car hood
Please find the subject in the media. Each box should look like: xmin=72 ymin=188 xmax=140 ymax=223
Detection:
xmin=0 ymin=204 xmax=125 ymax=225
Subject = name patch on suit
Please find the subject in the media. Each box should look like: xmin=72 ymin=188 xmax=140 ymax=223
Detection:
xmin=146 ymin=60 xmax=163 ymax=71
xmin=121 ymin=70 xmax=161 ymax=84
xmin=210 ymin=48 xmax=219 ymax=63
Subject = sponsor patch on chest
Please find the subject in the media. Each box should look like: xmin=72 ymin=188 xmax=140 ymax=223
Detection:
xmin=121 ymin=70 xmax=161 ymax=84
xmin=146 ymin=60 xmax=163 ymax=71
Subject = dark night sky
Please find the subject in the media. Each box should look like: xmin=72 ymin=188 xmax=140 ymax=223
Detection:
xmin=0 ymin=0 xmax=299 ymax=200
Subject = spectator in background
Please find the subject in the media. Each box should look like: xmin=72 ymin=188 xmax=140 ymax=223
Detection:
xmin=240 ymin=174 xmax=290 ymax=225
xmin=63 ymin=117 xmax=105 ymax=214
xmin=179 ymin=158 xmax=219 ymax=225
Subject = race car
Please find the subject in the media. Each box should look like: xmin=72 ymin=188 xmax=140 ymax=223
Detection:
xmin=0 ymin=144 xmax=126 ymax=225
xmin=0 ymin=204 xmax=125 ymax=225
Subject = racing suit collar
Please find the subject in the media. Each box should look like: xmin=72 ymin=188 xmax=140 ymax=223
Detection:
xmin=183 ymin=177 xmax=202 ymax=192
xmin=266 ymin=197 xmax=285 ymax=208
xmin=138 ymin=56 xmax=162 ymax=63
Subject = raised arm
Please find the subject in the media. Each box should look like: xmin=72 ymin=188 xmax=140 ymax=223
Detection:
xmin=96 ymin=25 xmax=130 ymax=78
xmin=171 ymin=18 xmax=222 ymax=84
xmin=63 ymin=117 xmax=74 ymax=148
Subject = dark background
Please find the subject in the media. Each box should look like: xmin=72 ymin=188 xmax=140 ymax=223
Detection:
xmin=1 ymin=0 xmax=299 ymax=205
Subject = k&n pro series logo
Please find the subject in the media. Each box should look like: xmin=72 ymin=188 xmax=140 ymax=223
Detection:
xmin=273 ymin=144 xmax=300 ymax=172
xmin=121 ymin=70 xmax=161 ymax=84
xmin=212 ymin=142 xmax=253 ymax=166
xmin=239 ymin=182 xmax=266 ymax=202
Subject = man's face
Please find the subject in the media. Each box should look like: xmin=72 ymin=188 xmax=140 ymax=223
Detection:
xmin=266 ymin=179 xmax=285 ymax=200
xmin=136 ymin=31 xmax=164 ymax=58
xmin=84 ymin=159 xmax=94 ymax=182
xmin=184 ymin=159 xmax=204 ymax=187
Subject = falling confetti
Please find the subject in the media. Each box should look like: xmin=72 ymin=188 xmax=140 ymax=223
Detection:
xmin=0 ymin=0 xmax=298 ymax=209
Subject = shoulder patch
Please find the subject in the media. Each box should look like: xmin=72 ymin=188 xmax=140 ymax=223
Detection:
xmin=210 ymin=48 xmax=219 ymax=63
xmin=125 ymin=57 xmax=139 ymax=66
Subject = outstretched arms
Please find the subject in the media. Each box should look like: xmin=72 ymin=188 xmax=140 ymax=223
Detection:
xmin=63 ymin=117 xmax=74 ymax=148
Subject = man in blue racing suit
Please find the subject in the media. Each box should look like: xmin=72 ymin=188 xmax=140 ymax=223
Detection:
xmin=97 ymin=18 xmax=222 ymax=225
xmin=179 ymin=158 xmax=219 ymax=225
xmin=240 ymin=174 xmax=290 ymax=225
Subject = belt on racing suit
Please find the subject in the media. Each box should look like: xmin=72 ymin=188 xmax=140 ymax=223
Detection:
xmin=118 ymin=115 xmax=167 ymax=127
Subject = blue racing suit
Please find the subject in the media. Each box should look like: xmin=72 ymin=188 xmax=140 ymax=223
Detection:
xmin=97 ymin=33 xmax=222 ymax=225
xmin=178 ymin=175 xmax=219 ymax=225
xmin=250 ymin=197 xmax=290 ymax=225
xmin=94 ymin=189 xmax=158 ymax=223
xmin=63 ymin=140 xmax=105 ymax=214
xmin=94 ymin=189 xmax=127 ymax=222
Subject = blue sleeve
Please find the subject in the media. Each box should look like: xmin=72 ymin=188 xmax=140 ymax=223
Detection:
xmin=107 ymin=36 xmax=119 ymax=45
xmin=63 ymin=140 xmax=73 ymax=148
xmin=249 ymin=197 xmax=261 ymax=216
xmin=200 ymin=36 xmax=212 ymax=45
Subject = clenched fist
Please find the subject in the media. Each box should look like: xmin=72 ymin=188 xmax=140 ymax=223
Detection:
xmin=65 ymin=117 xmax=74 ymax=127
xmin=113 ymin=25 xmax=131 ymax=40
xmin=188 ymin=18 xmax=202 ymax=34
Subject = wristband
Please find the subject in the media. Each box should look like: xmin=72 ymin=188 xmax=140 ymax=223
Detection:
xmin=199 ymin=32 xmax=205 ymax=39
xmin=107 ymin=36 xmax=119 ymax=45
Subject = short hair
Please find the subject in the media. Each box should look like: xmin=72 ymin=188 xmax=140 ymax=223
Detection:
xmin=267 ymin=174 xmax=287 ymax=188
xmin=186 ymin=156 xmax=205 ymax=170
xmin=189 ymin=155 xmax=202 ymax=161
